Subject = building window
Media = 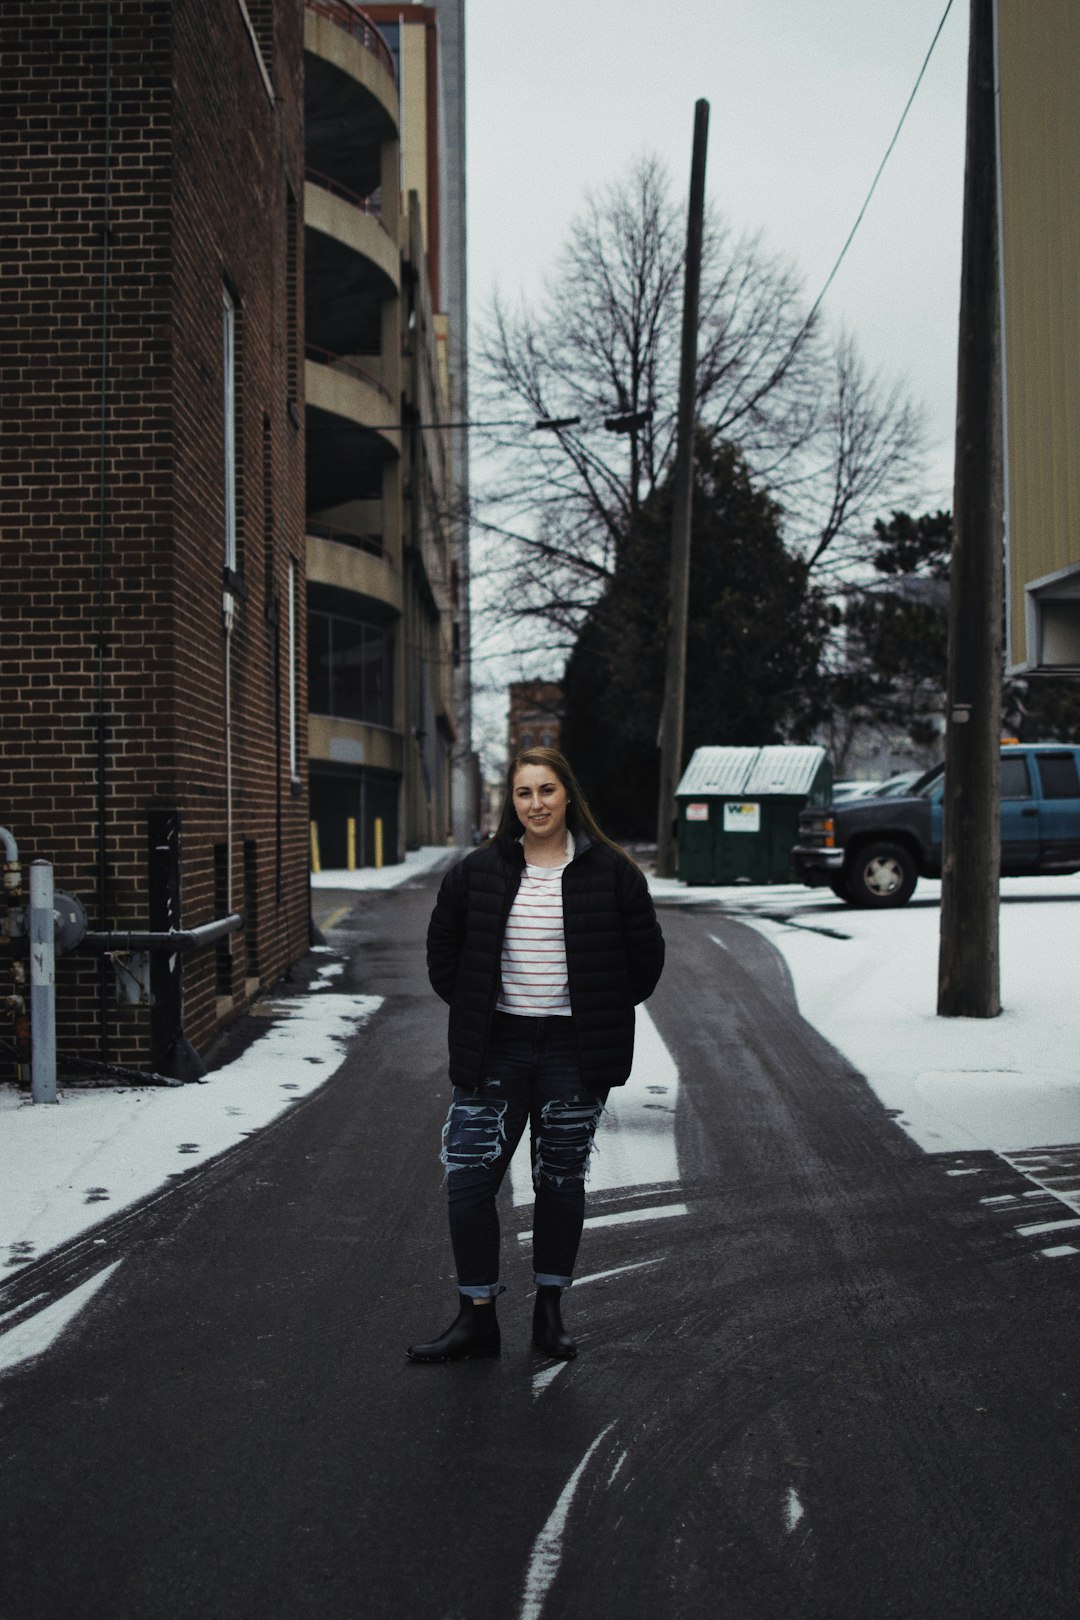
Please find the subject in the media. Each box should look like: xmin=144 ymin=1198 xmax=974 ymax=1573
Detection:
xmin=308 ymin=609 xmax=394 ymax=728
xmin=261 ymin=413 xmax=273 ymax=603
xmin=243 ymin=1 xmax=273 ymax=72
xmin=288 ymin=559 xmax=299 ymax=779
xmin=223 ymin=287 xmax=238 ymax=573
xmin=286 ymin=187 xmax=298 ymax=409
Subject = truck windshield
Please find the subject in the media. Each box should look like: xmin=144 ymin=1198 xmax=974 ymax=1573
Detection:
xmin=911 ymin=764 xmax=945 ymax=796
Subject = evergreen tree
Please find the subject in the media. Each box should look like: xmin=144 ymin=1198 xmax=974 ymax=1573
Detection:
xmin=561 ymin=435 xmax=831 ymax=837
xmin=831 ymin=510 xmax=1080 ymax=761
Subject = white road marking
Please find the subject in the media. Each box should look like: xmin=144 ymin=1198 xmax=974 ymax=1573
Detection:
xmin=583 ymin=1202 xmax=688 ymax=1232
xmin=1039 ymin=1245 xmax=1079 ymax=1258
xmin=607 ymin=1449 xmax=629 ymax=1488
xmin=532 ymin=1363 xmax=570 ymax=1399
xmin=999 ymin=1152 xmax=1080 ymax=1220
xmin=1015 ymin=1217 xmax=1080 ymax=1238
xmin=572 ymin=1258 xmax=664 ymax=1288
xmin=946 ymin=1168 xmax=983 ymax=1176
xmin=516 ymin=1203 xmax=688 ymax=1244
xmin=708 ymin=933 xmax=730 ymax=951
xmin=0 ymin=1262 xmax=122 ymax=1375
xmin=785 ymin=1487 xmax=805 ymax=1533
xmin=519 ymin=1422 xmax=615 ymax=1620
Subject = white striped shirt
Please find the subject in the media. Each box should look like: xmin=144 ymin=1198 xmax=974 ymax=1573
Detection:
xmin=496 ymin=852 xmax=572 ymax=1017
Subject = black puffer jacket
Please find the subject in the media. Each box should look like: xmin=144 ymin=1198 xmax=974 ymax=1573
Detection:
xmin=426 ymin=833 xmax=665 ymax=1093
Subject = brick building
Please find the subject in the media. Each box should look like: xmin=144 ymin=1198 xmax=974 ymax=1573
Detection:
xmin=507 ymin=683 xmax=563 ymax=757
xmin=1 ymin=0 xmax=310 ymax=1080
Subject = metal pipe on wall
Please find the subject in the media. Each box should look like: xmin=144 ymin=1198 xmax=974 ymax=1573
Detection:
xmin=95 ymin=0 xmax=115 ymax=1061
xmin=29 ymin=860 xmax=57 ymax=1104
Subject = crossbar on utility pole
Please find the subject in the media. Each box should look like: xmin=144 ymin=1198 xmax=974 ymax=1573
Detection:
xmin=938 ymin=0 xmax=1002 ymax=1018
xmin=655 ymin=98 xmax=709 ymax=878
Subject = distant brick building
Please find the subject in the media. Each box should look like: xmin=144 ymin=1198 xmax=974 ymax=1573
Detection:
xmin=0 ymin=0 xmax=309 ymax=1080
xmin=507 ymin=683 xmax=563 ymax=758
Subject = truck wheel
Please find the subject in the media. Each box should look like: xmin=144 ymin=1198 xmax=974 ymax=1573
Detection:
xmin=846 ymin=843 xmax=918 ymax=908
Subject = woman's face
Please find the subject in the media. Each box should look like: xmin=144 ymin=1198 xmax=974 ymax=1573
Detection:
xmin=512 ymin=764 xmax=569 ymax=846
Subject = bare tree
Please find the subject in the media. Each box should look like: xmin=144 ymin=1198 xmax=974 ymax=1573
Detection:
xmin=472 ymin=157 xmax=924 ymax=653
xmin=789 ymin=333 xmax=927 ymax=580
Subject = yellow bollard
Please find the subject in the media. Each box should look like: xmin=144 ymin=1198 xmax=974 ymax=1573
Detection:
xmin=309 ymin=820 xmax=321 ymax=875
xmin=374 ymin=816 xmax=384 ymax=869
xmin=346 ymin=817 xmax=356 ymax=872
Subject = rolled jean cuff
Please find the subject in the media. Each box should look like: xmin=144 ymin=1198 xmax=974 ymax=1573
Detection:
xmin=534 ymin=1271 xmax=572 ymax=1288
xmin=459 ymin=1282 xmax=503 ymax=1300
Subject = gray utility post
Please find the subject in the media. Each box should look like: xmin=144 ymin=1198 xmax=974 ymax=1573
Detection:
xmin=938 ymin=0 xmax=1002 ymax=1019
xmin=30 ymin=859 xmax=58 ymax=1103
xmin=655 ymin=98 xmax=709 ymax=879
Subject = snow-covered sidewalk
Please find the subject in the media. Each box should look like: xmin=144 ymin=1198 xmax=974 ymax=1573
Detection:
xmin=311 ymin=843 xmax=455 ymax=890
xmin=0 ymin=959 xmax=382 ymax=1275
xmin=0 ymin=849 xmax=453 ymax=1279
xmin=650 ymin=870 xmax=1080 ymax=1160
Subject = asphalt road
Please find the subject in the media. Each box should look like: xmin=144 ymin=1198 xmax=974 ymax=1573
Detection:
xmin=1 ymin=865 xmax=1078 ymax=1620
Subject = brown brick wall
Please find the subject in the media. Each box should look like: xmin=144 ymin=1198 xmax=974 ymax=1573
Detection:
xmin=0 ymin=0 xmax=309 ymax=1082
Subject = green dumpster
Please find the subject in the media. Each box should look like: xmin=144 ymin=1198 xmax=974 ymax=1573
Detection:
xmin=675 ymin=746 xmax=833 ymax=884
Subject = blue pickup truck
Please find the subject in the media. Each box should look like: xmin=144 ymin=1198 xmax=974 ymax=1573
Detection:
xmin=791 ymin=744 xmax=1080 ymax=906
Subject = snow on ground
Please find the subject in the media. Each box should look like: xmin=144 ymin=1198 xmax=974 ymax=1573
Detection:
xmin=650 ymin=870 xmax=1080 ymax=1160
xmin=311 ymin=844 xmax=455 ymax=890
xmin=0 ymin=845 xmax=450 ymax=1281
xmin=0 ymin=960 xmax=381 ymax=1273
xmin=4 ymin=845 xmax=1076 ymax=1284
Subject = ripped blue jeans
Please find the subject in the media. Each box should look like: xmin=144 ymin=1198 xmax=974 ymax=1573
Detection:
xmin=442 ymin=1012 xmax=607 ymax=1298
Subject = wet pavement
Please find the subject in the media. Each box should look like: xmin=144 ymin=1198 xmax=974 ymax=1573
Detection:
xmin=1 ymin=868 xmax=1078 ymax=1619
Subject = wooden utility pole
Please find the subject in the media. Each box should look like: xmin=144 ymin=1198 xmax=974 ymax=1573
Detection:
xmin=938 ymin=0 xmax=1002 ymax=1017
xmin=655 ymin=98 xmax=709 ymax=878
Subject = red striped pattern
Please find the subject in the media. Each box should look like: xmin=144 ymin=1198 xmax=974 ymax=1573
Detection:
xmin=496 ymin=863 xmax=571 ymax=1016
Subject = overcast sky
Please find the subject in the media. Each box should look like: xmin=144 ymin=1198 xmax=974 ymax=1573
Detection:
xmin=461 ymin=1 xmax=968 ymax=766
xmin=465 ymin=0 xmax=967 ymax=505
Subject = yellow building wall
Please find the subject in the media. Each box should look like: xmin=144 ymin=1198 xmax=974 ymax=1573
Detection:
xmin=997 ymin=1 xmax=1080 ymax=668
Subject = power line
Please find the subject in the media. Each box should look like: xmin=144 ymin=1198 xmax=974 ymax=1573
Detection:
xmin=744 ymin=0 xmax=957 ymax=414
xmin=805 ymin=0 xmax=957 ymax=335
xmin=365 ymin=410 xmax=651 ymax=435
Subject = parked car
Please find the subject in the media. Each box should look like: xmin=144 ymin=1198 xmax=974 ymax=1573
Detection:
xmin=791 ymin=744 xmax=1080 ymax=906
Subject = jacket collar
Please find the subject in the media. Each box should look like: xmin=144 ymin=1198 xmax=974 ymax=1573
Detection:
xmin=499 ymin=827 xmax=592 ymax=866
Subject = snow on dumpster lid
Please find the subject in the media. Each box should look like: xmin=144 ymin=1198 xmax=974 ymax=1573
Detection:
xmin=674 ymin=748 xmax=757 ymax=797
xmin=742 ymin=745 xmax=828 ymax=796
xmin=675 ymin=745 xmax=828 ymax=798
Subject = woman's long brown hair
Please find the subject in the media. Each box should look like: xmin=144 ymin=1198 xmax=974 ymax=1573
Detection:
xmin=493 ymin=747 xmax=631 ymax=860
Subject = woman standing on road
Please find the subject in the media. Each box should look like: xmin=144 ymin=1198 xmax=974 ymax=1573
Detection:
xmin=407 ymin=747 xmax=665 ymax=1364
